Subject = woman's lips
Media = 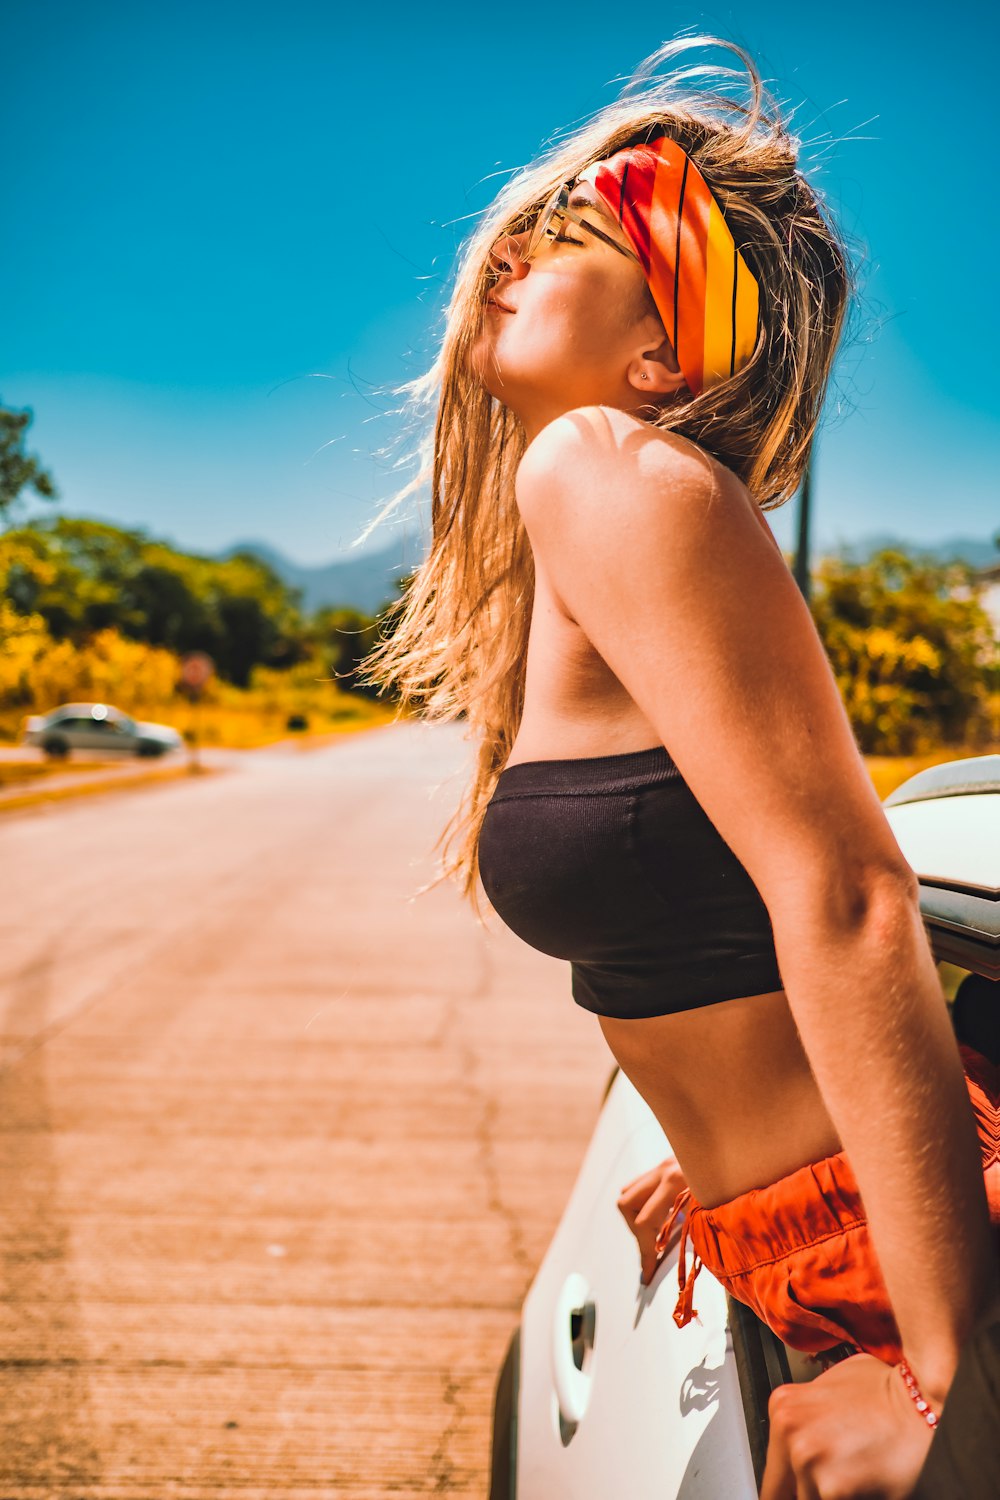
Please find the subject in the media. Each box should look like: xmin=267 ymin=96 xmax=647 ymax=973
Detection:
xmin=486 ymin=298 xmax=515 ymax=313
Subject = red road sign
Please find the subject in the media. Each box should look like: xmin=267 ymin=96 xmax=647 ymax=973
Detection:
xmin=179 ymin=653 xmax=215 ymax=690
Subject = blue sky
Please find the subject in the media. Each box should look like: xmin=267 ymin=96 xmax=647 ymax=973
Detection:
xmin=3 ymin=0 xmax=998 ymax=566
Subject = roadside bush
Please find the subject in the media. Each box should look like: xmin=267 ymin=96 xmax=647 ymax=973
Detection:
xmin=810 ymin=549 xmax=997 ymax=754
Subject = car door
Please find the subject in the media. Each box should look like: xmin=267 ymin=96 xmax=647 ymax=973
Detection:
xmin=78 ymin=715 xmax=129 ymax=753
xmin=48 ymin=715 xmax=90 ymax=750
xmin=512 ymin=1068 xmax=759 ymax=1500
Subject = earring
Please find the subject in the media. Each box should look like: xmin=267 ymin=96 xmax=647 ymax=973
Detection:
xmin=640 ymin=372 xmax=648 ymax=381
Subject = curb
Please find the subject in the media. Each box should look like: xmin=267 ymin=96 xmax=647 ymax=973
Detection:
xmin=0 ymin=761 xmax=212 ymax=816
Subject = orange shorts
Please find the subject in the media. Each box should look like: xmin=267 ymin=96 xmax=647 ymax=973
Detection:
xmin=657 ymin=1043 xmax=1000 ymax=1365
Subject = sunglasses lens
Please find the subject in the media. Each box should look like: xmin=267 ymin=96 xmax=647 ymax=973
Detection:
xmin=525 ymin=186 xmax=565 ymax=260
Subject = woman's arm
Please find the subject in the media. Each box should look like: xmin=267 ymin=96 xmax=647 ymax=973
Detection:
xmin=515 ymin=405 xmax=996 ymax=1407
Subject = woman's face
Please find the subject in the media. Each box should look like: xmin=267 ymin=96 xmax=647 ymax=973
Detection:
xmin=468 ymin=177 xmax=684 ymax=440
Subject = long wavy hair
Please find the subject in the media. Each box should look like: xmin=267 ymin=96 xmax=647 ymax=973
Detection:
xmin=356 ymin=34 xmax=856 ymax=918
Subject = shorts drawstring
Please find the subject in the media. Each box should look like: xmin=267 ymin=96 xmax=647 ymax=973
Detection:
xmin=654 ymin=1186 xmax=704 ymax=1328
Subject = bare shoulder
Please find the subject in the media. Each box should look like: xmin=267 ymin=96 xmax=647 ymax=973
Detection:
xmin=516 ymin=404 xmax=731 ymax=523
xmin=515 ymin=404 xmax=780 ymax=610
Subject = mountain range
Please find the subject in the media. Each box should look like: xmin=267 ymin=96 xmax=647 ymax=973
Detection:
xmin=221 ymin=534 xmax=424 ymax=615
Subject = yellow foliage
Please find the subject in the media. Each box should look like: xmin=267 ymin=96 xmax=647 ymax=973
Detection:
xmin=0 ymin=618 xmax=180 ymax=713
xmin=0 ymin=600 xmax=65 ymax=706
xmin=862 ymin=627 xmax=942 ymax=675
xmin=0 ymin=615 xmax=397 ymax=747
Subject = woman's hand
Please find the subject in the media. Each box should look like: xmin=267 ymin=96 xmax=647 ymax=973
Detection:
xmin=616 ymin=1156 xmax=688 ymax=1286
xmin=759 ymin=1353 xmax=936 ymax=1499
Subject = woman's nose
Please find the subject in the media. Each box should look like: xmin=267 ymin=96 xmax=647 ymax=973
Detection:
xmin=488 ymin=230 xmax=530 ymax=280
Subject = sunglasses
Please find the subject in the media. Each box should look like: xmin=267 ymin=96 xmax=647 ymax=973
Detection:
xmin=521 ymin=181 xmax=642 ymax=266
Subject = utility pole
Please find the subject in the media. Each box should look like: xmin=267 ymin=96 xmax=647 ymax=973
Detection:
xmin=793 ymin=443 xmax=814 ymax=604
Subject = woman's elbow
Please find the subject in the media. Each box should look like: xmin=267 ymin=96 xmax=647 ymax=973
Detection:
xmin=768 ymin=856 xmax=920 ymax=943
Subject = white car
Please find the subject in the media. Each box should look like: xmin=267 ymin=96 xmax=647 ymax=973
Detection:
xmin=22 ymin=702 xmax=183 ymax=759
xmin=489 ymin=752 xmax=1000 ymax=1499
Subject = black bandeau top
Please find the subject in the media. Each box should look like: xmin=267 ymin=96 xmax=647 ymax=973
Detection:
xmin=477 ymin=743 xmax=783 ymax=1020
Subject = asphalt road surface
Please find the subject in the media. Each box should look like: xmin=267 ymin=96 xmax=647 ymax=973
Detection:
xmin=0 ymin=719 xmax=612 ymax=1498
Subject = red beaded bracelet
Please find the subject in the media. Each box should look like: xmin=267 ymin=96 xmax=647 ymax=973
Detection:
xmin=896 ymin=1358 xmax=940 ymax=1429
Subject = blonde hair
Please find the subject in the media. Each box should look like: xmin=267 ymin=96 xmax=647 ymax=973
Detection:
xmin=356 ymin=34 xmax=855 ymax=917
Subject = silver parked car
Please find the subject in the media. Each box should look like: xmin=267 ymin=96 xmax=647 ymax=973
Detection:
xmin=489 ymin=753 xmax=1000 ymax=1499
xmin=22 ymin=702 xmax=183 ymax=759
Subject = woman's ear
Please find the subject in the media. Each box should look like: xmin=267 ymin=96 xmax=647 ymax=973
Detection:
xmin=626 ymin=329 xmax=688 ymax=397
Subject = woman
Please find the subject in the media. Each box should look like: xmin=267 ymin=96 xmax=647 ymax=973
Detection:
xmin=359 ymin=34 xmax=997 ymax=1488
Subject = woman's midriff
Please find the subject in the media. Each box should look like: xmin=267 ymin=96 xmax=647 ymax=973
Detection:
xmin=598 ymin=988 xmax=843 ymax=1208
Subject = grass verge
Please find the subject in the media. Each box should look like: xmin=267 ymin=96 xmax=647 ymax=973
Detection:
xmin=0 ymin=759 xmax=117 ymax=789
xmin=0 ymin=761 xmax=199 ymax=815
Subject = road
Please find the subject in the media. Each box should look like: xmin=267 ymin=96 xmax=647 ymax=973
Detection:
xmin=0 ymin=719 xmax=612 ymax=1498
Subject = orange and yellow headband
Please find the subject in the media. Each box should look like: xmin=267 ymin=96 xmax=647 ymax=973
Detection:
xmin=578 ymin=135 xmax=760 ymax=397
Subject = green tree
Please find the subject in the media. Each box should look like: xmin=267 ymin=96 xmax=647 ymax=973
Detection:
xmin=811 ymin=548 xmax=996 ymax=754
xmin=306 ymin=605 xmax=384 ymax=697
xmin=0 ymin=517 xmax=309 ymax=685
xmin=121 ymin=561 xmax=212 ymax=654
xmin=2 ymin=518 xmax=145 ymax=638
xmin=0 ymin=402 xmax=58 ymax=519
